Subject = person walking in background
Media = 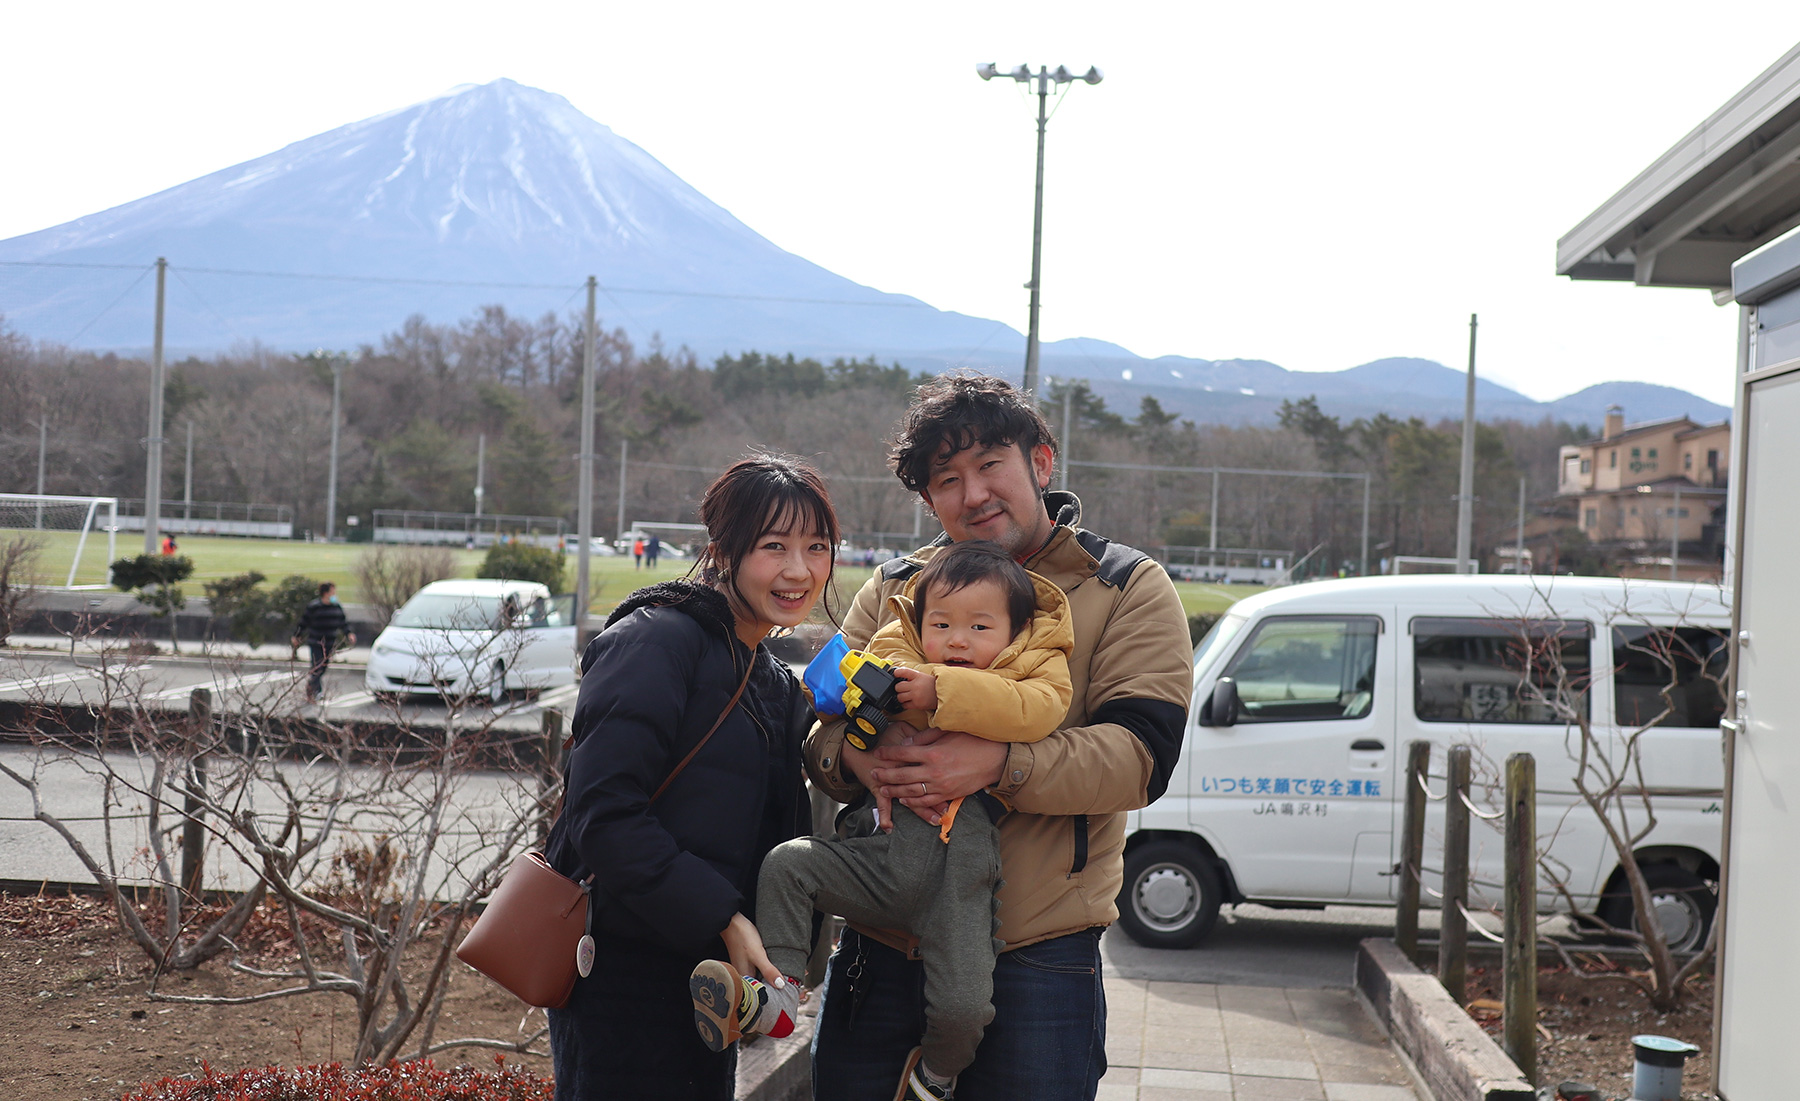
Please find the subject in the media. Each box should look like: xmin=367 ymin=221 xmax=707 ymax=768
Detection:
xmin=647 ymin=533 xmax=662 ymax=569
xmin=634 ymin=536 xmax=646 ymax=569
xmin=294 ymin=581 xmax=355 ymax=703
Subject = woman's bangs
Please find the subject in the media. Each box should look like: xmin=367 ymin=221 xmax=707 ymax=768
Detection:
xmin=759 ymin=491 xmax=834 ymax=546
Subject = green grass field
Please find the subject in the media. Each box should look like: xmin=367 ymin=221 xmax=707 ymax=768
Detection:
xmin=7 ymin=530 xmax=1261 ymax=620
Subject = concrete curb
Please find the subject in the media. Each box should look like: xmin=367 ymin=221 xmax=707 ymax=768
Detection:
xmin=1355 ymin=937 xmax=1534 ymax=1101
xmin=734 ymin=1010 xmax=812 ymax=1101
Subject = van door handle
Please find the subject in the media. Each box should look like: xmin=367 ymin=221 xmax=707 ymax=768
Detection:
xmin=1350 ymin=739 xmax=1385 ymax=751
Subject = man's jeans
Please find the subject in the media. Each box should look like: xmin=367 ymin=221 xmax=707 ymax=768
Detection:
xmin=812 ymin=927 xmax=1106 ymax=1100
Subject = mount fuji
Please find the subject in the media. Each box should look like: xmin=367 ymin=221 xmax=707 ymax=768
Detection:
xmin=0 ymin=78 xmax=1011 ymax=361
xmin=0 ymin=79 xmax=1730 ymax=429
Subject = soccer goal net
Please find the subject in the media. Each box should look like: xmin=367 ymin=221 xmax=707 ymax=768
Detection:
xmin=624 ymin=520 xmax=708 ymax=558
xmin=0 ymin=494 xmax=119 ymax=588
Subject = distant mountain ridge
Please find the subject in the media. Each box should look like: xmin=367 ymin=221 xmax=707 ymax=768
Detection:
xmin=0 ymin=79 xmax=1728 ymax=429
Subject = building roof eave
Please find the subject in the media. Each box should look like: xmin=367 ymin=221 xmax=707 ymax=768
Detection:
xmin=1558 ymin=43 xmax=1800 ymax=291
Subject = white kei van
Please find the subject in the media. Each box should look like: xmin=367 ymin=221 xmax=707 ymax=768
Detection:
xmin=1119 ymin=575 xmax=1729 ymax=951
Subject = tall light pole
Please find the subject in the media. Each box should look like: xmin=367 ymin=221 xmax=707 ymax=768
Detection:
xmin=1454 ymin=314 xmax=1478 ymax=573
xmin=978 ymin=63 xmax=1103 ymax=395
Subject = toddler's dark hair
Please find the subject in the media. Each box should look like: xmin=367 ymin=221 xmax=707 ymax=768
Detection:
xmin=910 ymin=540 xmax=1036 ymax=638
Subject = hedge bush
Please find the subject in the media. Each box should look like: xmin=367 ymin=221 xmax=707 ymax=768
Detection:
xmin=120 ymin=1056 xmax=553 ymax=1101
xmin=1187 ymin=611 xmax=1222 ymax=647
xmin=478 ymin=542 xmax=566 ymax=593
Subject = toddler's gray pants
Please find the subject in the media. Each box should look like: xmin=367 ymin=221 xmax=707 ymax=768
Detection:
xmin=756 ymin=798 xmax=1001 ymax=1079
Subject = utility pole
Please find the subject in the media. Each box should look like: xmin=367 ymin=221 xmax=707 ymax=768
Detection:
xmin=184 ymin=421 xmax=194 ymax=522
xmin=1671 ymin=485 xmax=1682 ymax=581
xmin=1058 ymin=380 xmax=1073 ymax=491
xmin=1516 ymin=476 xmax=1526 ymax=575
xmin=1454 ymin=313 xmax=1478 ymax=574
xmin=35 ymin=415 xmax=46 ymax=529
xmin=575 ymin=277 xmax=597 ymax=633
xmin=474 ymin=433 xmax=486 ymax=518
xmin=1361 ymin=473 xmax=1371 ymax=576
xmin=324 ymin=353 xmax=343 ymax=541
xmin=977 ymin=63 xmax=1103 ymax=395
xmin=615 ymin=439 xmax=628 ymax=544
xmin=1209 ymin=470 xmax=1220 ymax=570
xmin=143 ymin=257 xmax=167 ymax=556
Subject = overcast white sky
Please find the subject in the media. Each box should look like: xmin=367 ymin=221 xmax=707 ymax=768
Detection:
xmin=8 ymin=1 xmax=1800 ymax=406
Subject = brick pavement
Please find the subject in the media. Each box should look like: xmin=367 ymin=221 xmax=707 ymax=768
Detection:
xmin=1100 ymin=978 xmax=1424 ymax=1101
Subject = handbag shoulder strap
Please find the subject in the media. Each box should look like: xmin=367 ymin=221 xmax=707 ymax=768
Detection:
xmin=650 ymin=649 xmax=756 ymax=804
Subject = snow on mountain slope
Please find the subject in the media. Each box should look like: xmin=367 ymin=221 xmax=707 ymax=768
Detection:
xmin=0 ymin=79 xmax=1008 ymax=357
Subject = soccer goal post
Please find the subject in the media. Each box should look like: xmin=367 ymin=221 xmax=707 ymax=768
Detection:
xmin=0 ymin=494 xmax=119 ymax=588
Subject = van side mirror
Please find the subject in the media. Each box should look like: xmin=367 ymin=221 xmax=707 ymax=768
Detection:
xmin=1202 ymin=677 xmax=1239 ymax=727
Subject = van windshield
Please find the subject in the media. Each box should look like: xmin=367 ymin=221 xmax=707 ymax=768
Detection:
xmin=1193 ymin=613 xmax=1245 ymax=675
xmin=391 ymin=595 xmax=506 ymax=631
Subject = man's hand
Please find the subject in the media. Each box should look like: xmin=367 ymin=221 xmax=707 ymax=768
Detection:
xmin=892 ymin=666 xmax=938 ymax=712
xmin=869 ymin=728 xmax=1007 ymax=826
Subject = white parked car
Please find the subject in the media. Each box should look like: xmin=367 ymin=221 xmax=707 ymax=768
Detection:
xmin=1121 ymin=574 xmax=1729 ymax=952
xmin=364 ymin=579 xmax=579 ymax=702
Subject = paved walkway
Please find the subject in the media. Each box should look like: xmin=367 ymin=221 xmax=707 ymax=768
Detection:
xmin=1101 ymin=978 xmax=1422 ymax=1101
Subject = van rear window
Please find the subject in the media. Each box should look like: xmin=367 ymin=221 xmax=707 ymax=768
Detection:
xmin=1612 ymin=626 xmax=1727 ymax=730
xmin=1412 ymin=617 xmax=1591 ymax=724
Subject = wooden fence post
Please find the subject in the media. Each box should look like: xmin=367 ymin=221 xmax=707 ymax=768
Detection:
xmin=1503 ymin=751 xmax=1537 ymax=1083
xmin=538 ymin=708 xmax=565 ymax=840
xmin=1437 ymin=744 xmax=1471 ymax=1004
xmin=1396 ymin=740 xmax=1431 ymax=961
xmin=180 ymin=687 xmax=211 ymax=897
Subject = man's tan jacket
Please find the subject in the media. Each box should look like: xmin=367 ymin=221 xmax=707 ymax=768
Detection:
xmin=806 ymin=493 xmax=1193 ymax=949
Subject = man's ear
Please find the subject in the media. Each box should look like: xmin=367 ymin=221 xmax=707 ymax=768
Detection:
xmin=1029 ymin=443 xmax=1055 ymax=490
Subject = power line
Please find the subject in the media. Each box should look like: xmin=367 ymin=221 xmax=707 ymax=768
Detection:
xmin=0 ymin=259 xmax=151 ymax=271
xmin=63 ymin=264 xmax=155 ymax=346
xmin=161 ymin=263 xmax=939 ymax=308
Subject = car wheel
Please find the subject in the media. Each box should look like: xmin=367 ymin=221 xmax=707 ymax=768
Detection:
xmin=1595 ymin=862 xmax=1715 ymax=954
xmin=487 ymin=662 xmax=507 ymax=706
xmin=1117 ymin=840 xmax=1223 ymax=949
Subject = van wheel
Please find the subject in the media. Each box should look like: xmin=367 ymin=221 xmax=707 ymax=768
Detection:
xmin=1117 ymin=840 xmax=1222 ymax=949
xmin=1595 ymin=863 xmax=1716 ymax=954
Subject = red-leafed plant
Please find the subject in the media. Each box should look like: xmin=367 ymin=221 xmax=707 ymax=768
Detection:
xmin=120 ymin=1055 xmax=554 ymax=1101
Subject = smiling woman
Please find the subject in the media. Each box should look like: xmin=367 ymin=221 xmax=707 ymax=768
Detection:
xmin=540 ymin=453 xmax=839 ymax=1101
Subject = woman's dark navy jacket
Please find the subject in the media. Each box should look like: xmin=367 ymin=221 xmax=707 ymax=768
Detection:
xmin=544 ymin=581 xmax=812 ymax=961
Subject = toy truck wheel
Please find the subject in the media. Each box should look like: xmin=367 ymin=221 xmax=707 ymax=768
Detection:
xmin=850 ymin=703 xmax=889 ymax=740
xmin=1117 ymin=840 xmax=1222 ymax=949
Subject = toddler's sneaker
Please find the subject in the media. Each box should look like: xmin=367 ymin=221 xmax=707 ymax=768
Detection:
xmin=689 ymin=959 xmax=799 ymax=1052
xmin=894 ymin=1046 xmax=955 ymax=1100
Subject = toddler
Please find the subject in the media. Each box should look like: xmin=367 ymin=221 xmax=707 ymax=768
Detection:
xmin=688 ymin=539 xmax=1074 ymax=1100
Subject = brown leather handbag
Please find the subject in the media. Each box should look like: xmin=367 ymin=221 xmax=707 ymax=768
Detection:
xmin=456 ymin=656 xmax=756 ymax=1008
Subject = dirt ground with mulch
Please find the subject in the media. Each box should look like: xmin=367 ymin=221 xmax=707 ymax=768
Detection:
xmin=0 ymin=892 xmax=554 ymax=1101
xmin=1466 ymin=959 xmax=1714 ymax=1100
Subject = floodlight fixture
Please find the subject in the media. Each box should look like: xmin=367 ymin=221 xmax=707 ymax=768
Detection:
xmin=975 ymin=63 xmax=1105 ymax=394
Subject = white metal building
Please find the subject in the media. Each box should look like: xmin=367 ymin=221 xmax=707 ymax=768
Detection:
xmin=1559 ymin=42 xmax=1800 ymax=1100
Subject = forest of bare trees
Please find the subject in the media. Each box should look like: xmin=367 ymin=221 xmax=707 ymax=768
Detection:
xmin=0 ymin=307 xmax=1588 ymax=573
